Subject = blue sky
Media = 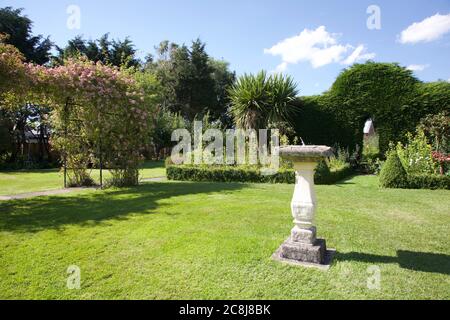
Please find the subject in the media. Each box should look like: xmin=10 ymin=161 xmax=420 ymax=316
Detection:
xmin=2 ymin=0 xmax=450 ymax=95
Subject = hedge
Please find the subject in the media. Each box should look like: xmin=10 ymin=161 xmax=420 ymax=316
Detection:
xmin=292 ymin=64 xmax=450 ymax=154
xmin=166 ymin=164 xmax=353 ymax=185
xmin=406 ymin=174 xmax=450 ymax=190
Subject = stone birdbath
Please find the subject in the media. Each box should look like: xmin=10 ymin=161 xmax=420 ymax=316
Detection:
xmin=273 ymin=145 xmax=335 ymax=269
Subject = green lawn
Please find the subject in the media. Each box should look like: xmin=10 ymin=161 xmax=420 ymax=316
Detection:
xmin=0 ymin=175 xmax=449 ymax=299
xmin=0 ymin=160 xmax=165 ymax=196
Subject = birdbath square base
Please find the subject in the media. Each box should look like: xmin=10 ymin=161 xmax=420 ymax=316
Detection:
xmin=272 ymin=238 xmax=336 ymax=271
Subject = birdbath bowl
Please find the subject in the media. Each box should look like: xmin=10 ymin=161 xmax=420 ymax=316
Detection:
xmin=272 ymin=145 xmax=335 ymax=269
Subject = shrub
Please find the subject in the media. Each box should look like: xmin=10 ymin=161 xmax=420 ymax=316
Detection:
xmin=363 ymin=134 xmax=380 ymax=161
xmin=67 ymin=171 xmax=96 ymax=187
xmin=379 ymin=151 xmax=408 ymax=188
xmin=228 ymin=71 xmax=298 ymax=129
xmin=360 ymin=157 xmax=384 ymax=175
xmin=396 ymin=130 xmax=435 ymax=175
xmin=417 ymin=111 xmax=449 ymax=154
xmin=314 ymin=159 xmax=331 ymax=184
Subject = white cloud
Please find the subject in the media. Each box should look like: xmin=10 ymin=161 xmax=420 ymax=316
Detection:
xmin=274 ymin=62 xmax=288 ymax=73
xmin=399 ymin=13 xmax=450 ymax=44
xmin=342 ymin=45 xmax=376 ymax=65
xmin=264 ymin=26 xmax=374 ymax=70
xmin=406 ymin=64 xmax=429 ymax=71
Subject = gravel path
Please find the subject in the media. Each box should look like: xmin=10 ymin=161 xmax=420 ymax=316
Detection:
xmin=0 ymin=187 xmax=94 ymax=201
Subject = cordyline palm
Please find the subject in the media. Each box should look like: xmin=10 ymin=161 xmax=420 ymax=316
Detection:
xmin=228 ymin=71 xmax=298 ymax=129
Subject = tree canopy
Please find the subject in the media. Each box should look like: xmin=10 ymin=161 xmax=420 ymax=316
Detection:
xmin=55 ymin=33 xmax=140 ymax=68
xmin=147 ymin=39 xmax=235 ymax=122
xmin=0 ymin=7 xmax=52 ymax=65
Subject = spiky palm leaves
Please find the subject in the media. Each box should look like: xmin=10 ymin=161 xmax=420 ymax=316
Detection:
xmin=228 ymin=71 xmax=298 ymax=129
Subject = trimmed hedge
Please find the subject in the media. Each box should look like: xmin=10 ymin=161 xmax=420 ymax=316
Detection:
xmin=407 ymin=174 xmax=450 ymax=190
xmin=166 ymin=163 xmax=353 ymax=185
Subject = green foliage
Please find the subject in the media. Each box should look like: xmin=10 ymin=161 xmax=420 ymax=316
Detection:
xmin=417 ymin=111 xmax=450 ymax=153
xmin=329 ymin=62 xmax=420 ymax=154
xmin=406 ymin=174 xmax=450 ymax=190
xmin=361 ymin=157 xmax=384 ymax=175
xmin=208 ymin=58 xmax=236 ymax=125
xmin=0 ymin=7 xmax=52 ymax=65
xmin=314 ymin=159 xmax=331 ymax=184
xmin=381 ymin=131 xmax=448 ymax=189
xmin=291 ymin=95 xmax=355 ymax=148
xmin=363 ymin=134 xmax=380 ymax=160
xmin=166 ymin=162 xmax=352 ymax=185
xmin=0 ymin=50 xmax=152 ymax=187
xmin=396 ymin=130 xmax=435 ymax=175
xmin=148 ymin=39 xmax=235 ymax=122
xmin=133 ymin=70 xmax=184 ymax=159
xmin=411 ymin=81 xmax=450 ymax=119
xmin=228 ymin=71 xmax=298 ymax=129
xmin=0 ymin=35 xmax=28 ymax=96
xmin=67 ymin=171 xmax=95 ymax=188
xmin=379 ymin=150 xmax=408 ymax=188
xmin=291 ymin=63 xmax=449 ymax=156
xmin=54 ymin=33 xmax=140 ymax=68
xmin=0 ymin=111 xmax=12 ymax=160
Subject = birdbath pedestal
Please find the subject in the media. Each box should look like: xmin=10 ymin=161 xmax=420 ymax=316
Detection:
xmin=273 ymin=145 xmax=335 ymax=269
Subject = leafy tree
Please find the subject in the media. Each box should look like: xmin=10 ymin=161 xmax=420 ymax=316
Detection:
xmin=148 ymin=39 xmax=235 ymax=122
xmin=228 ymin=71 xmax=298 ymax=129
xmin=0 ymin=7 xmax=52 ymax=65
xmin=209 ymin=58 xmax=236 ymax=126
xmin=187 ymin=39 xmax=217 ymax=120
xmin=150 ymin=108 xmax=186 ymax=159
xmin=133 ymin=69 xmax=185 ymax=159
xmin=0 ymin=8 xmax=52 ymax=166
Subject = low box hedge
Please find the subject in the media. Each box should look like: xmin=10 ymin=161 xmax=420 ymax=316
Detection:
xmin=406 ymin=174 xmax=450 ymax=190
xmin=166 ymin=164 xmax=353 ymax=185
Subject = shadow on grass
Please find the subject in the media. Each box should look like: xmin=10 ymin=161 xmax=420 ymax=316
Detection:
xmin=0 ymin=168 xmax=60 ymax=174
xmin=328 ymin=174 xmax=357 ymax=187
xmin=0 ymin=181 xmax=246 ymax=233
xmin=139 ymin=160 xmax=165 ymax=170
xmin=337 ymin=251 xmax=450 ymax=275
